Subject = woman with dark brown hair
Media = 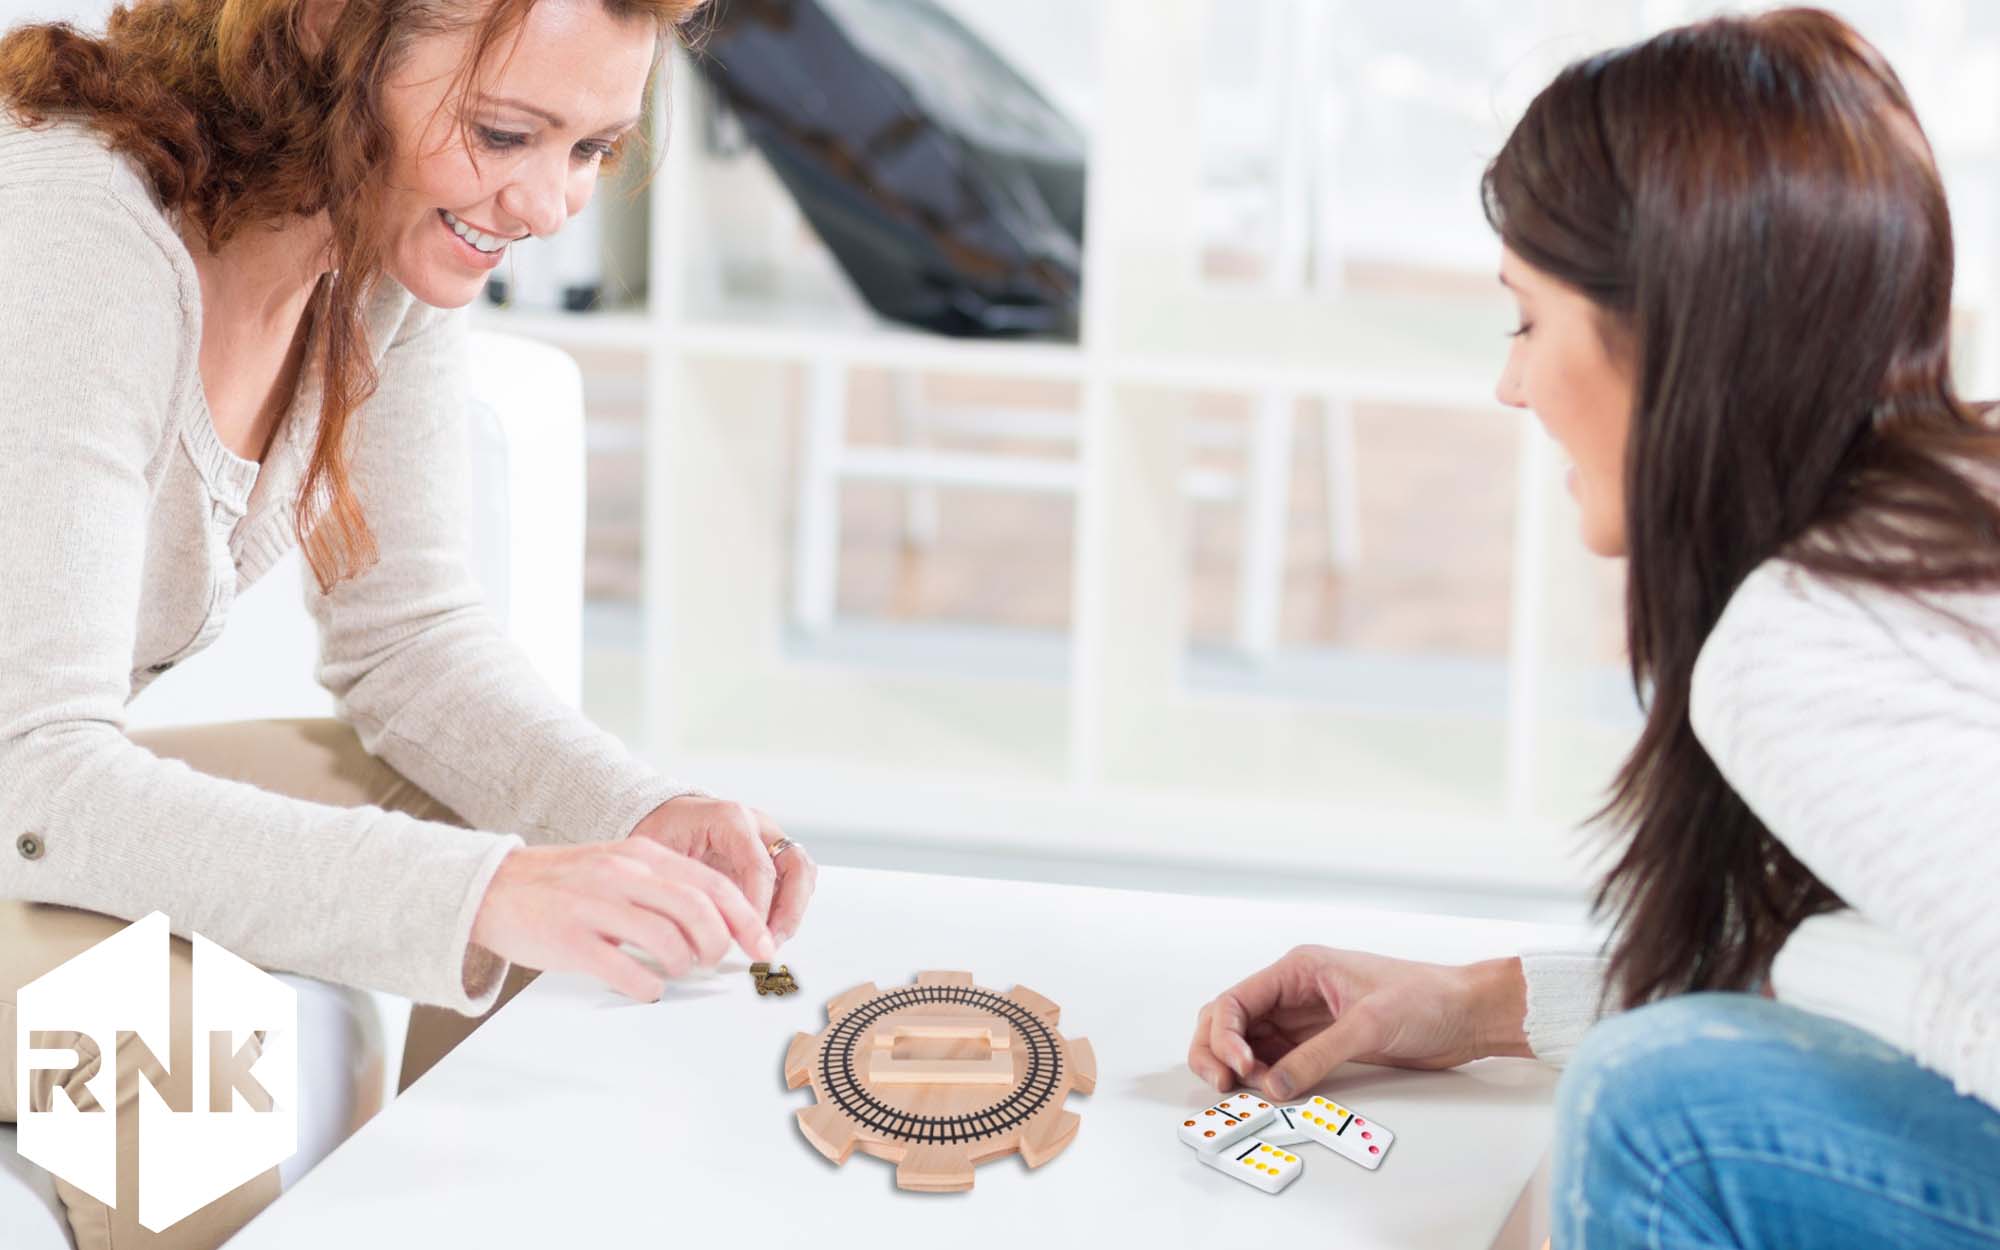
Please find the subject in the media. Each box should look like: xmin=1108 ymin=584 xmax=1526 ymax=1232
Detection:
xmin=1189 ymin=10 xmax=2000 ymax=1245
xmin=0 ymin=0 xmax=814 ymax=1244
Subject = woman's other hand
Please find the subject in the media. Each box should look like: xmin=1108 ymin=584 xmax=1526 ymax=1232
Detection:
xmin=469 ymin=837 xmax=777 ymax=1002
xmin=1188 ymin=946 xmax=1533 ymax=1102
xmin=630 ymin=797 xmax=818 ymax=945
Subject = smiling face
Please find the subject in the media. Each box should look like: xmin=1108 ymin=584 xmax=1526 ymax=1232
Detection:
xmin=1493 ymin=246 xmax=1639 ymax=557
xmin=375 ymin=0 xmax=659 ymax=308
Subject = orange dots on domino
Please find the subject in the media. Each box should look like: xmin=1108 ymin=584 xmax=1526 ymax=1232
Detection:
xmin=1184 ymin=1120 xmax=1196 ymax=1127
xmin=1203 ymin=1130 xmax=1216 ymax=1138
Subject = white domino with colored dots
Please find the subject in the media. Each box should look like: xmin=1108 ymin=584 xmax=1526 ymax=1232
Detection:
xmin=1177 ymin=1092 xmax=1276 ymax=1154
xmin=1202 ymin=1137 xmax=1304 ymax=1194
xmin=1294 ymin=1094 xmax=1393 ymax=1169
xmin=1261 ymin=1103 xmax=1315 ymax=1146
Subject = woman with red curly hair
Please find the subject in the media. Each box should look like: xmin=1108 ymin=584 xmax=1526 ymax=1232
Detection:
xmin=0 ymin=1 xmax=815 ymax=1243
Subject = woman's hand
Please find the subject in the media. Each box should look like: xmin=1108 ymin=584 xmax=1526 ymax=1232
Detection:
xmin=629 ymin=797 xmax=818 ymax=945
xmin=469 ymin=837 xmax=777 ymax=1002
xmin=1187 ymin=946 xmax=1533 ymax=1102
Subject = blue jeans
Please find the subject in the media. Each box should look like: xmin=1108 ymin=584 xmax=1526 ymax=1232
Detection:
xmin=1552 ymin=992 xmax=2000 ymax=1248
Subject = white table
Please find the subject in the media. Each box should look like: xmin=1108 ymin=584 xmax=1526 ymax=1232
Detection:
xmin=226 ymin=867 xmax=1585 ymax=1249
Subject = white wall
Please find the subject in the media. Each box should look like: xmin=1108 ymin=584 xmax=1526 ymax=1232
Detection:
xmin=0 ymin=0 xmax=111 ymax=31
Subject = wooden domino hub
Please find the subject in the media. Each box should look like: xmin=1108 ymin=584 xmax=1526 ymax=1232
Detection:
xmin=783 ymin=971 xmax=1097 ymax=1192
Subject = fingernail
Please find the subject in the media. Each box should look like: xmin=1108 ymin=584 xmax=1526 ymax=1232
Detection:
xmin=1269 ymin=1072 xmax=1294 ymax=1100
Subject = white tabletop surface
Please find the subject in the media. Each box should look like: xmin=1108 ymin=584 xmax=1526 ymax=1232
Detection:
xmin=226 ymin=866 xmax=1588 ymax=1250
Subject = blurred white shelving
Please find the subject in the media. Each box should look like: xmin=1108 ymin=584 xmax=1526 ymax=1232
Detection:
xmin=482 ymin=0 xmax=2000 ymax=898
xmin=675 ymin=293 xmax=1091 ymax=380
xmin=590 ymin=0 xmax=1617 ymax=900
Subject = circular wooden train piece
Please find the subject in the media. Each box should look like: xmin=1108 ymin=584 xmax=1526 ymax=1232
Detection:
xmin=782 ymin=970 xmax=1097 ymax=1192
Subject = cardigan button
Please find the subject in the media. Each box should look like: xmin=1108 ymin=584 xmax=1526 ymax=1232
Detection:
xmin=16 ymin=833 xmax=44 ymax=860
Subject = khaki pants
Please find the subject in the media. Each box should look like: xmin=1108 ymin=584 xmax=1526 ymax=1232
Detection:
xmin=0 ymin=718 xmax=538 ymax=1250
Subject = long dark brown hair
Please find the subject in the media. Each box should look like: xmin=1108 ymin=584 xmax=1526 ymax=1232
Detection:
xmin=1482 ymin=8 xmax=2000 ymax=1008
xmin=0 ymin=0 xmax=703 ymax=591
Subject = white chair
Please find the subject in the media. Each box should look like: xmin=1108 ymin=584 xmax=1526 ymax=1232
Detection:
xmin=0 ymin=329 xmax=588 ymax=1246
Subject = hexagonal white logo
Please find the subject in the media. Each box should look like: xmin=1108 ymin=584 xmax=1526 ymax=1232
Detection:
xmin=14 ymin=911 xmax=297 ymax=1232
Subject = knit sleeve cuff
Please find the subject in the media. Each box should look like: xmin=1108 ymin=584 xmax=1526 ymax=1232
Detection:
xmin=1519 ymin=951 xmax=1611 ymax=1067
xmin=434 ymin=833 xmax=524 ymax=1015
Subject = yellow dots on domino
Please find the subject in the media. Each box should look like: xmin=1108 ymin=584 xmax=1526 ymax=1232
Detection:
xmin=1283 ymin=1153 xmax=1297 ymax=1162
xmin=1312 ymin=1097 xmax=1328 ymax=1106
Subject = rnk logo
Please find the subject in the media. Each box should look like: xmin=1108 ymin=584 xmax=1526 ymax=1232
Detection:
xmin=14 ymin=911 xmax=298 ymax=1232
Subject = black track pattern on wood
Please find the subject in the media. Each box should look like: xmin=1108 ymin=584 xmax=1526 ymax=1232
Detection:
xmin=815 ymin=985 xmax=1064 ymax=1144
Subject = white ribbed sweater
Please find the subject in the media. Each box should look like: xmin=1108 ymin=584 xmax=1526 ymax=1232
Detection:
xmin=0 ymin=114 xmax=695 ymax=1013
xmin=1519 ymin=556 xmax=2000 ymax=1112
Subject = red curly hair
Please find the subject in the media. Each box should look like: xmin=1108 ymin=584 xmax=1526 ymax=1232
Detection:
xmin=0 ymin=0 xmax=705 ymax=591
